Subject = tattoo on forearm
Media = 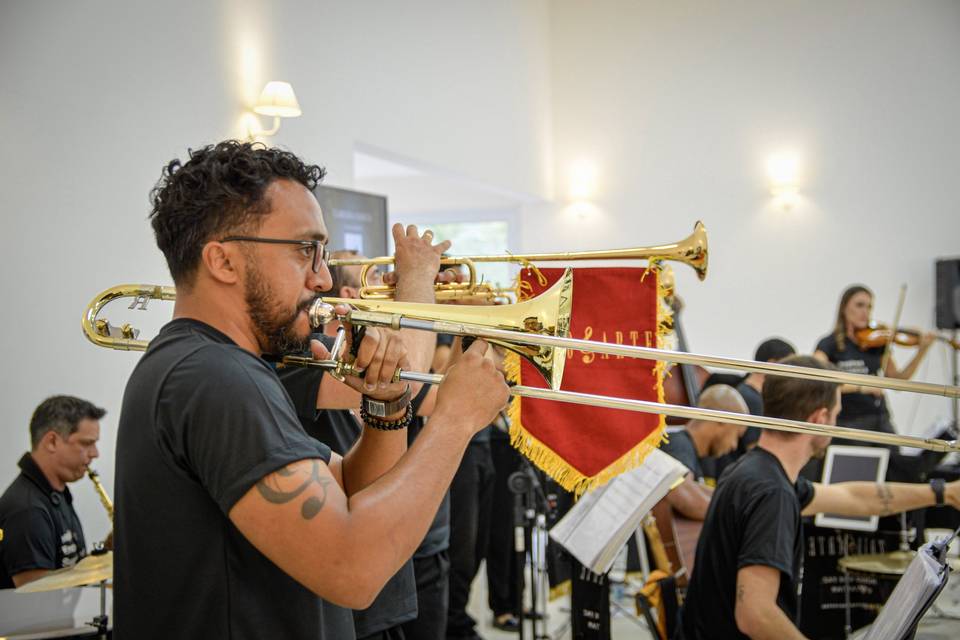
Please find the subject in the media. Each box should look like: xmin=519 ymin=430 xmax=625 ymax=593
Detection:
xmin=256 ymin=460 xmax=332 ymax=520
xmin=876 ymin=483 xmax=894 ymax=516
xmin=737 ymin=583 xmax=745 ymax=603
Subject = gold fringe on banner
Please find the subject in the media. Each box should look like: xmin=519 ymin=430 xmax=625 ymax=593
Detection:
xmin=549 ymin=580 xmax=572 ymax=601
xmin=504 ymin=264 xmax=671 ymax=497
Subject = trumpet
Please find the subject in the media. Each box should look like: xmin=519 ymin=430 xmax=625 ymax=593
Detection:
xmin=327 ymin=221 xmax=708 ymax=301
xmin=82 ymin=278 xmax=960 ymax=453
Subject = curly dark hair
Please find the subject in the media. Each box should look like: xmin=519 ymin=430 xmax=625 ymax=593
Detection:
xmin=30 ymin=395 xmax=106 ymax=449
xmin=149 ymin=140 xmax=326 ymax=285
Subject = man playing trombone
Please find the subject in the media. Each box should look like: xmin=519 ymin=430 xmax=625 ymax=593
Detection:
xmin=680 ymin=355 xmax=960 ymax=640
xmin=113 ymin=141 xmax=510 ymax=639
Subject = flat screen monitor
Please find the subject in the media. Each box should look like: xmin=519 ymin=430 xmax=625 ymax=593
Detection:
xmin=313 ymin=185 xmax=388 ymax=258
xmin=814 ymin=445 xmax=889 ymax=532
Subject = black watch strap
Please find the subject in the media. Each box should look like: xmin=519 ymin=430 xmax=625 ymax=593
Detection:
xmin=931 ymin=478 xmax=945 ymax=506
xmin=362 ymin=384 xmax=412 ymax=418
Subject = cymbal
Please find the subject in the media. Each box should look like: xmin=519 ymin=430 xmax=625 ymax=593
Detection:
xmin=14 ymin=552 xmax=112 ymax=593
xmin=838 ymin=549 xmax=960 ymax=576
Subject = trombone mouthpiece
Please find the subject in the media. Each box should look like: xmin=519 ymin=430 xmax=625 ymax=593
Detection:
xmin=308 ymin=300 xmax=338 ymax=329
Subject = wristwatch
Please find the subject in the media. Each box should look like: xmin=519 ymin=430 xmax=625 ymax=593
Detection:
xmin=361 ymin=384 xmax=412 ymax=418
xmin=930 ymin=478 xmax=945 ymax=507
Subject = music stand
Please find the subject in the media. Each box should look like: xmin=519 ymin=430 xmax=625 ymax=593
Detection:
xmin=861 ymin=531 xmax=957 ymax=640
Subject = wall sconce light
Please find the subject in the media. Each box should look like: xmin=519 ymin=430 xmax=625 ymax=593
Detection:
xmin=568 ymin=160 xmax=599 ymax=201
xmin=247 ymin=81 xmax=302 ymax=140
xmin=766 ymin=151 xmax=800 ymax=210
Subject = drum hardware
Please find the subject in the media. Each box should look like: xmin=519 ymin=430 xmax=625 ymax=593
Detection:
xmin=14 ymin=552 xmax=113 ymax=639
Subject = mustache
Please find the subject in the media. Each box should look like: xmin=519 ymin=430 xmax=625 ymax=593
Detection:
xmin=297 ymin=296 xmax=321 ymax=314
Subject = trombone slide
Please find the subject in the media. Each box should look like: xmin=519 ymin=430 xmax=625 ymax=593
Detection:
xmin=335 ymin=307 xmax=960 ymax=400
xmin=280 ymin=356 xmax=960 ymax=454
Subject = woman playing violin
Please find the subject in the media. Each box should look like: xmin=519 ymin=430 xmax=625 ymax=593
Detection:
xmin=814 ymin=284 xmax=936 ymax=437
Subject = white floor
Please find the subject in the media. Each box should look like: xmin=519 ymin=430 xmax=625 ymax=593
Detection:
xmin=465 ymin=560 xmax=657 ymax=640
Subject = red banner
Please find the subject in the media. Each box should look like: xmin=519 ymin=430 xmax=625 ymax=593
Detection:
xmin=507 ymin=267 xmax=666 ymax=494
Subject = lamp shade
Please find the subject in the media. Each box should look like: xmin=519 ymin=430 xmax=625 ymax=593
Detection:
xmin=254 ymin=81 xmax=302 ymax=118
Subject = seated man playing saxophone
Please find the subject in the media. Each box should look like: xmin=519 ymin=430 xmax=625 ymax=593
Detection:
xmin=0 ymin=395 xmax=104 ymax=588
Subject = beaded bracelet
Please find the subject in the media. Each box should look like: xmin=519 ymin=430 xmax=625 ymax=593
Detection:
xmin=359 ymin=402 xmax=414 ymax=431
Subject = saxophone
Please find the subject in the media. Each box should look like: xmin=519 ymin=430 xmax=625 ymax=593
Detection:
xmin=87 ymin=468 xmax=114 ymax=551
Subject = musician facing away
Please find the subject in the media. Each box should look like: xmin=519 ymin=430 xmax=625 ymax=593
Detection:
xmin=114 ymin=141 xmax=510 ymax=639
xmin=277 ymin=246 xmax=451 ymax=640
xmin=680 ymin=355 xmax=960 ymax=640
xmin=660 ymin=384 xmax=748 ymax=520
xmin=0 ymin=395 xmax=104 ymax=588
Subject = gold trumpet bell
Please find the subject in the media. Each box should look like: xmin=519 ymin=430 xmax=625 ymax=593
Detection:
xmin=321 ymin=268 xmax=574 ymax=390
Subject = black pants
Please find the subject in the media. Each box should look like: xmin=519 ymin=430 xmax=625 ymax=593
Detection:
xmin=400 ymin=551 xmax=450 ymax=640
xmin=446 ymin=440 xmax=495 ymax=638
xmin=486 ymin=436 xmax=523 ymax=616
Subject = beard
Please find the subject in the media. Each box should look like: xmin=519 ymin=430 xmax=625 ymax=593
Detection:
xmin=244 ymin=262 xmax=316 ymax=355
xmin=810 ymin=437 xmax=832 ymax=460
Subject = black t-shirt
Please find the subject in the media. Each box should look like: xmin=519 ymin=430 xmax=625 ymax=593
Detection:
xmin=735 ymin=381 xmax=763 ymax=418
xmin=406 ymin=385 xmax=452 ymax=558
xmin=279 ymin=358 xmax=451 ymax=559
xmin=816 ymin=333 xmax=887 ymax=419
xmin=681 ymin=448 xmax=815 ymax=640
xmin=277 ymin=363 xmax=420 ymax=636
xmin=0 ymin=453 xmax=87 ymax=588
xmin=114 ymin=318 xmax=352 ymax=640
xmin=660 ymin=429 xmax=703 ymax=481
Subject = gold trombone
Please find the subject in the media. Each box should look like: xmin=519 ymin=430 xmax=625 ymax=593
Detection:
xmin=82 ymin=278 xmax=960 ymax=453
xmin=328 ymin=221 xmax=708 ymax=301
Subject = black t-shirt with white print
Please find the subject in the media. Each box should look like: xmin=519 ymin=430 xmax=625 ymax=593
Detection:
xmin=681 ymin=448 xmax=815 ymax=640
xmin=815 ymin=333 xmax=887 ymax=419
xmin=114 ymin=318 xmax=352 ymax=640
xmin=0 ymin=453 xmax=87 ymax=588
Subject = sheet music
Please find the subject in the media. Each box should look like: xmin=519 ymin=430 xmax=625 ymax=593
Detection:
xmin=549 ymin=448 xmax=688 ymax=575
xmin=862 ymin=542 xmax=950 ymax=640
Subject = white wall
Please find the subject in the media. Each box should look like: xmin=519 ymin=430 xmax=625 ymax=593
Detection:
xmin=0 ymin=0 xmax=552 ymax=583
xmin=537 ymin=0 xmax=960 ymax=435
xmin=1 ymin=2 xmax=958 ymax=613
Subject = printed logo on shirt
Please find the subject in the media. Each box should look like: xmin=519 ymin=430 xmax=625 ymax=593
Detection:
xmin=836 ymin=359 xmax=869 ymax=375
xmin=60 ymin=529 xmax=80 ymax=567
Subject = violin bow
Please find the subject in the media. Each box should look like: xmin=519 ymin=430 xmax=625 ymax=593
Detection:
xmin=880 ymin=283 xmax=908 ymax=378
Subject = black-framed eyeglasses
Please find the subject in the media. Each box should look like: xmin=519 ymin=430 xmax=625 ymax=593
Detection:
xmin=219 ymin=236 xmax=329 ymax=273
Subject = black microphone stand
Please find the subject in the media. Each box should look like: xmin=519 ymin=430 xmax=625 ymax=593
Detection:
xmin=508 ymin=458 xmax=554 ymax=640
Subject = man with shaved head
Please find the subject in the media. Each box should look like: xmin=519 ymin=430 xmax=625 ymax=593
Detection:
xmin=660 ymin=384 xmax=749 ymax=520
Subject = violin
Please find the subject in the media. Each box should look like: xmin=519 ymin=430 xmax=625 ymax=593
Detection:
xmin=855 ymin=323 xmax=959 ymax=350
